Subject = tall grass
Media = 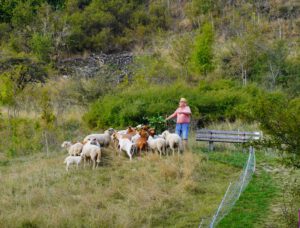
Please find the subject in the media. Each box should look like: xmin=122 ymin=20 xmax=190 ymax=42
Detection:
xmin=0 ymin=150 xmax=240 ymax=227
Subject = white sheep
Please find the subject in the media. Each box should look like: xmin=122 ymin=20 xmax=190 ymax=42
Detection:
xmin=64 ymin=155 xmax=82 ymax=172
xmin=81 ymin=138 xmax=101 ymax=169
xmin=131 ymin=133 xmax=140 ymax=144
xmin=61 ymin=141 xmax=83 ymax=156
xmin=83 ymin=128 xmax=114 ymax=147
xmin=118 ymin=138 xmax=134 ymax=160
xmin=161 ymin=130 xmax=183 ymax=156
xmin=147 ymin=135 xmax=166 ymax=157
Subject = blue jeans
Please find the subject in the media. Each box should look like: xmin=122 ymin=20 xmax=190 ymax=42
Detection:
xmin=175 ymin=123 xmax=189 ymax=140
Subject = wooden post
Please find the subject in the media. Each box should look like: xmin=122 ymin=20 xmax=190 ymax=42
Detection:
xmin=209 ymin=141 xmax=214 ymax=151
xmin=44 ymin=131 xmax=49 ymax=156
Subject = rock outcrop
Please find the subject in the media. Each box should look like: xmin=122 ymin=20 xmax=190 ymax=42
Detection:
xmin=56 ymin=52 xmax=133 ymax=83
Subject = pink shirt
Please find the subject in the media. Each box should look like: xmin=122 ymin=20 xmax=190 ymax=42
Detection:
xmin=169 ymin=106 xmax=191 ymax=123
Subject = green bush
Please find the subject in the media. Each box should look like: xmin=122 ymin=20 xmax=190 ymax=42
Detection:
xmin=30 ymin=33 xmax=53 ymax=62
xmin=238 ymin=91 xmax=300 ymax=167
xmin=0 ymin=117 xmax=87 ymax=157
xmin=146 ymin=115 xmax=166 ymax=134
xmin=83 ymin=80 xmax=253 ymax=129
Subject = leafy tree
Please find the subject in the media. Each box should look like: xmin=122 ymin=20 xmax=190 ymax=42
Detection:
xmin=191 ymin=23 xmax=215 ymax=76
xmin=241 ymin=92 xmax=300 ymax=167
xmin=0 ymin=61 xmax=47 ymax=114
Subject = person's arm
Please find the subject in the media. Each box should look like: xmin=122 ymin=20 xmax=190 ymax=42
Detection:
xmin=165 ymin=111 xmax=177 ymax=121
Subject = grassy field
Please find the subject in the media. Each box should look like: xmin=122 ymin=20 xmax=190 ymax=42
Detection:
xmin=0 ymin=148 xmax=241 ymax=228
xmin=207 ymin=149 xmax=299 ymax=228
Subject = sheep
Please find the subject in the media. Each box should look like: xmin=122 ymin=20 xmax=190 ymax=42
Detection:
xmin=161 ymin=130 xmax=183 ymax=156
xmin=113 ymin=127 xmax=137 ymax=142
xmin=131 ymin=133 xmax=140 ymax=144
xmin=118 ymin=138 xmax=134 ymax=160
xmin=83 ymin=128 xmax=115 ymax=147
xmin=64 ymin=155 xmax=82 ymax=172
xmin=147 ymin=135 xmax=166 ymax=157
xmin=81 ymin=138 xmax=101 ymax=169
xmin=61 ymin=141 xmax=83 ymax=156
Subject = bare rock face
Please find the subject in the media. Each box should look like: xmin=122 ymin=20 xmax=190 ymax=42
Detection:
xmin=56 ymin=52 xmax=133 ymax=84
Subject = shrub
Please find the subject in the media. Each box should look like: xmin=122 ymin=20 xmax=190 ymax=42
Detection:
xmin=83 ymin=80 xmax=252 ymax=129
xmin=146 ymin=115 xmax=165 ymax=134
xmin=30 ymin=33 xmax=53 ymax=62
xmin=239 ymin=91 xmax=300 ymax=167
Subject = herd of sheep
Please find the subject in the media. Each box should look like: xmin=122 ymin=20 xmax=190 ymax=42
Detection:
xmin=62 ymin=125 xmax=183 ymax=171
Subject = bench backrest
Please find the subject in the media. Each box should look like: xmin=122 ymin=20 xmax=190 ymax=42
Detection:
xmin=196 ymin=129 xmax=261 ymax=143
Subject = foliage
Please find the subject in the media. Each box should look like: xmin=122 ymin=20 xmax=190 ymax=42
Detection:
xmin=30 ymin=33 xmax=53 ymax=62
xmin=0 ymin=0 xmax=171 ymax=57
xmin=239 ymin=92 xmax=300 ymax=167
xmin=0 ymin=59 xmax=48 ymax=109
xmin=169 ymin=33 xmax=193 ymax=78
xmin=0 ymin=117 xmax=85 ymax=157
xmin=281 ymin=177 xmax=300 ymax=227
xmin=145 ymin=115 xmax=166 ymax=134
xmin=39 ymin=89 xmax=56 ymax=127
xmin=191 ymin=23 xmax=215 ymax=76
xmin=84 ymin=80 xmax=257 ymax=129
xmin=131 ymin=54 xmax=179 ymax=83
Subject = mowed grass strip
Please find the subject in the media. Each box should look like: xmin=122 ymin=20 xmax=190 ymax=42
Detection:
xmin=0 ymin=150 xmax=240 ymax=228
xmin=217 ymin=170 xmax=277 ymax=228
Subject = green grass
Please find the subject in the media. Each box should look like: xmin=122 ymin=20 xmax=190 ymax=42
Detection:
xmin=0 ymin=149 xmax=241 ymax=227
xmin=191 ymin=143 xmax=279 ymax=228
xmin=206 ymin=151 xmax=248 ymax=168
xmin=217 ymin=170 xmax=277 ymax=227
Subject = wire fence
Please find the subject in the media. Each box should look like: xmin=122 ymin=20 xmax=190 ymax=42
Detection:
xmin=199 ymin=147 xmax=256 ymax=228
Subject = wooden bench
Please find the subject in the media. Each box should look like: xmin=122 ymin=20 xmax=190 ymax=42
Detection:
xmin=196 ymin=129 xmax=262 ymax=151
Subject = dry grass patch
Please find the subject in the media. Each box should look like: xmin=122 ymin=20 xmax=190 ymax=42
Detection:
xmin=0 ymin=150 xmax=240 ymax=227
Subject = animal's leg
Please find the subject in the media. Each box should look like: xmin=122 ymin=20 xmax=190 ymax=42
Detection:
xmin=126 ymin=149 xmax=132 ymax=160
xmin=66 ymin=164 xmax=69 ymax=172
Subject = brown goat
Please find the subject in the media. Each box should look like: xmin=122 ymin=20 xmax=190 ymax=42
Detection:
xmin=136 ymin=129 xmax=149 ymax=157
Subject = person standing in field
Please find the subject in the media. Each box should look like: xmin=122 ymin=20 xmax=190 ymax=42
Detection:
xmin=165 ymin=98 xmax=191 ymax=151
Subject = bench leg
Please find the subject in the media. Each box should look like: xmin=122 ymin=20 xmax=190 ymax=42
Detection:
xmin=209 ymin=141 xmax=214 ymax=151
